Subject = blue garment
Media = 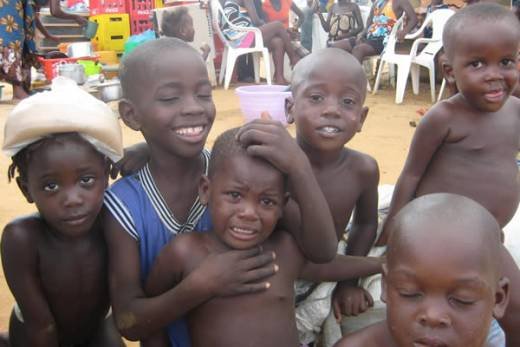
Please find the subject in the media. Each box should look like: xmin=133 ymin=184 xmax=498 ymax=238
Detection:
xmin=104 ymin=149 xmax=212 ymax=347
xmin=0 ymin=0 xmax=45 ymax=85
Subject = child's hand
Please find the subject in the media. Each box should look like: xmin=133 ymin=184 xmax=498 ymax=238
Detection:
xmin=110 ymin=142 xmax=150 ymax=179
xmin=332 ymin=284 xmax=374 ymax=320
xmin=191 ymin=247 xmax=278 ymax=297
xmin=236 ymin=115 xmax=309 ymax=177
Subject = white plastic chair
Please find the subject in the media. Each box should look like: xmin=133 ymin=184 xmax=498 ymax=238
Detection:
xmin=408 ymin=9 xmax=455 ymax=102
xmin=372 ymin=16 xmax=408 ymax=103
xmin=209 ymin=0 xmax=271 ymax=89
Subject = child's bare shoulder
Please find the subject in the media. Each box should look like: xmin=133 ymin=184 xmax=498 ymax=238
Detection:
xmin=162 ymin=232 xmax=210 ymax=262
xmin=1 ymin=214 xmax=46 ymax=249
xmin=342 ymin=148 xmax=379 ymax=180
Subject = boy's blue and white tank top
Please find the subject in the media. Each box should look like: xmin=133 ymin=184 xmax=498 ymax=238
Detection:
xmin=104 ymin=149 xmax=212 ymax=347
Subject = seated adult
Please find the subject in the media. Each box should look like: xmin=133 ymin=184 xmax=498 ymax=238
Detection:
xmin=262 ymin=0 xmax=304 ymax=28
xmin=340 ymin=0 xmax=417 ymax=63
xmin=315 ymin=0 xmax=364 ymax=50
xmin=220 ymin=0 xmax=299 ymax=84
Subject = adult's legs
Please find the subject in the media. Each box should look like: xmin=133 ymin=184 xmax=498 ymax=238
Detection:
xmin=268 ymin=36 xmax=289 ymax=85
xmin=351 ymin=43 xmax=379 ymax=63
xmin=259 ymin=21 xmax=299 ymax=66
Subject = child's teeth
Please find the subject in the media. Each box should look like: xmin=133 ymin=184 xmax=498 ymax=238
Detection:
xmin=176 ymin=126 xmax=203 ymax=136
xmin=232 ymin=227 xmax=254 ymax=234
xmin=322 ymin=126 xmax=338 ymax=133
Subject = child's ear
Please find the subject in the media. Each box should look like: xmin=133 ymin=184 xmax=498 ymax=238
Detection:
xmin=357 ymin=106 xmax=369 ymax=132
xmin=492 ymin=277 xmax=510 ymax=320
xmin=198 ymin=175 xmax=211 ymax=205
xmin=380 ymin=263 xmax=388 ymax=303
xmin=119 ymin=99 xmax=142 ymax=131
xmin=16 ymin=177 xmax=33 ymax=203
xmin=442 ymin=61 xmax=456 ymax=87
xmin=285 ymin=96 xmax=295 ymax=124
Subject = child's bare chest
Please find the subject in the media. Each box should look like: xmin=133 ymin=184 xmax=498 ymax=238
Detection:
xmin=38 ymin=236 xmax=108 ymax=317
xmin=316 ymin=166 xmax=364 ymax=235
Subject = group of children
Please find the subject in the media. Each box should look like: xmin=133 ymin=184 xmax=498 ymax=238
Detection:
xmin=0 ymin=2 xmax=519 ymax=347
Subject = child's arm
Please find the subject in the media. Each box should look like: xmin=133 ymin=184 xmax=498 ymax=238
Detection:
xmin=333 ymin=157 xmax=379 ymax=318
xmin=377 ymin=107 xmax=450 ymax=246
xmin=141 ymin=238 xmax=189 ymax=347
xmin=1 ymin=219 xmax=59 ymax=346
xmin=110 ymin=142 xmax=149 ymax=179
xmin=299 ymin=254 xmax=382 ymax=283
xmin=236 ymin=118 xmax=338 ymax=263
xmin=103 ymin=210 xmax=276 ymax=341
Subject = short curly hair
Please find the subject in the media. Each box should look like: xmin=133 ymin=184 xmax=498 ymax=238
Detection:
xmin=161 ymin=7 xmax=190 ymax=38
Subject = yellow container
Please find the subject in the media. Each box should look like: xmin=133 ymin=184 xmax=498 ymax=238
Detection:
xmin=90 ymin=14 xmax=130 ymax=52
xmin=154 ymin=0 xmax=164 ymax=8
xmin=95 ymin=50 xmax=119 ymax=65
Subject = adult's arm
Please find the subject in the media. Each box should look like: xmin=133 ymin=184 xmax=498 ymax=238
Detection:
xmin=241 ymin=0 xmax=265 ymax=26
xmin=377 ymin=106 xmax=450 ymax=245
xmin=349 ymin=4 xmax=364 ymax=37
xmin=317 ymin=5 xmax=333 ymax=32
xmin=48 ymin=0 xmax=88 ymax=25
xmin=396 ymin=0 xmax=417 ymax=40
xmin=1 ymin=221 xmax=59 ymax=347
xmin=290 ymin=2 xmax=304 ymax=27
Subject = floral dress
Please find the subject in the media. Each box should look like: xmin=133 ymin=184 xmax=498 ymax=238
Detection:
xmin=0 ymin=0 xmax=44 ymax=87
xmin=366 ymin=0 xmax=397 ymax=45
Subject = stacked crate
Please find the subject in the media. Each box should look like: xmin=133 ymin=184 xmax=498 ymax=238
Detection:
xmin=90 ymin=14 xmax=131 ymax=53
xmin=89 ymin=0 xmax=127 ymax=15
xmin=127 ymin=0 xmax=155 ymax=34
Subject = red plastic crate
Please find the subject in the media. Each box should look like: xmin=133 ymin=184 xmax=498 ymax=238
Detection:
xmin=129 ymin=13 xmax=153 ymax=34
xmin=38 ymin=56 xmax=98 ymax=81
xmin=90 ymin=0 xmax=127 ymax=15
xmin=126 ymin=0 xmax=153 ymax=15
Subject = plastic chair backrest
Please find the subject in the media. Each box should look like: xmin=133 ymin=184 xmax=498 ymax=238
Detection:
xmin=210 ymin=0 xmax=232 ymax=46
xmin=429 ymin=8 xmax=455 ymax=41
xmin=381 ymin=15 xmax=405 ymax=56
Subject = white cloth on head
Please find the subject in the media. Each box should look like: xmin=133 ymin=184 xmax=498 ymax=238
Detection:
xmin=2 ymin=77 xmax=123 ymax=162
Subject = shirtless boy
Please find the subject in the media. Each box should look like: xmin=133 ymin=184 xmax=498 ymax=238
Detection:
xmin=336 ymin=193 xmax=510 ymax=347
xmin=104 ymin=38 xmax=337 ymax=346
xmin=1 ymin=78 xmax=124 ymax=346
xmin=143 ymin=128 xmax=382 ymax=347
xmin=238 ymin=48 xmax=380 ymax=326
xmin=377 ymin=4 xmax=520 ymax=345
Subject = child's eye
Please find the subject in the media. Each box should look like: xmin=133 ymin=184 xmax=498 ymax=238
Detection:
xmin=198 ymin=93 xmax=212 ymax=100
xmin=43 ymin=182 xmax=59 ymax=192
xmin=226 ymin=191 xmax=241 ymax=199
xmin=342 ymin=98 xmax=354 ymax=106
xmin=158 ymin=96 xmax=180 ymax=103
xmin=260 ymin=198 xmax=277 ymax=207
xmin=500 ymin=59 xmax=515 ymax=68
xmin=309 ymin=94 xmax=324 ymax=102
xmin=398 ymin=291 xmax=422 ymax=299
xmin=450 ymin=297 xmax=475 ymax=307
xmin=469 ymin=61 xmax=483 ymax=68
xmin=80 ymin=176 xmax=96 ymax=186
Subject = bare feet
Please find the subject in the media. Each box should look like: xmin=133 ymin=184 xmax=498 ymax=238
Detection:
xmin=274 ymin=76 xmax=290 ymax=85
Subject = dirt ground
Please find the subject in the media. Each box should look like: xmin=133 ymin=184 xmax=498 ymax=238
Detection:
xmin=0 ymin=81 xmax=432 ymax=345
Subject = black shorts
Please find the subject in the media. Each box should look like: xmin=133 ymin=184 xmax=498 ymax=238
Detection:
xmin=362 ymin=37 xmax=385 ymax=54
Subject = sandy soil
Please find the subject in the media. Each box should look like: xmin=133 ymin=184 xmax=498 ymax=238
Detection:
xmin=0 ymin=81 xmax=432 ymax=345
